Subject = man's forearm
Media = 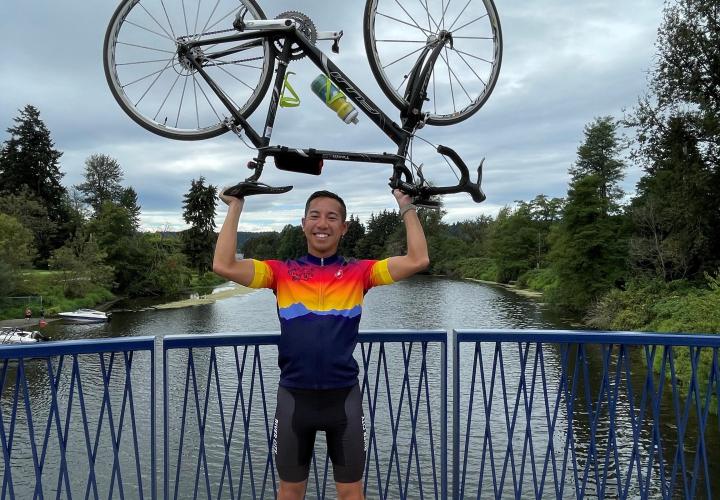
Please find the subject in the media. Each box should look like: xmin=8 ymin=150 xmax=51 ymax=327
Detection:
xmin=402 ymin=209 xmax=429 ymax=267
xmin=213 ymin=202 xmax=242 ymax=272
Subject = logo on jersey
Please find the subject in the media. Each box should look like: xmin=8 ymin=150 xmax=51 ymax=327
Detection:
xmin=334 ymin=269 xmax=344 ymax=279
xmin=288 ymin=267 xmax=314 ymax=281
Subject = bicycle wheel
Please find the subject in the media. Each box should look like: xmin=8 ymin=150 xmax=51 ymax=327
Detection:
xmin=364 ymin=0 xmax=502 ymax=126
xmin=104 ymin=0 xmax=273 ymax=140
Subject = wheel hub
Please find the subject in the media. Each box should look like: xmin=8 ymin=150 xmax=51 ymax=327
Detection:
xmin=177 ymin=46 xmax=204 ymax=73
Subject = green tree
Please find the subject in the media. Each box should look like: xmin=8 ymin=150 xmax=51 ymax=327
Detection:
xmin=630 ymin=116 xmax=715 ymax=279
xmin=628 ymin=0 xmax=720 ymax=273
xmin=570 ymin=117 xmax=625 ymax=213
xmin=277 ymin=225 xmax=306 ymax=260
xmin=489 ymin=205 xmax=538 ymax=282
xmin=119 ymin=186 xmax=142 ymax=230
xmin=547 ymin=118 xmax=629 ymax=312
xmin=548 ymin=175 xmax=628 ymax=312
xmin=0 ymin=105 xmax=67 ymax=212
xmin=49 ymin=232 xmax=114 ymax=298
xmin=633 ymin=0 xmax=720 ymax=164
xmin=75 ymin=154 xmax=124 ymax=212
xmin=86 ymin=201 xmax=139 ymax=291
xmin=355 ymin=210 xmax=401 ymax=259
xmin=0 ymin=105 xmax=69 ymax=260
xmin=0 ymin=213 xmax=35 ymax=294
xmin=0 ymin=187 xmax=56 ymax=266
xmin=243 ymin=233 xmax=280 ymax=260
xmin=339 ymin=215 xmax=365 ymax=258
xmin=181 ymin=177 xmax=217 ymax=274
xmin=0 ymin=214 xmax=35 ymax=269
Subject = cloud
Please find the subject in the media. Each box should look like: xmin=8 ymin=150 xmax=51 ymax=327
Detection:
xmin=1 ymin=0 xmax=663 ymax=231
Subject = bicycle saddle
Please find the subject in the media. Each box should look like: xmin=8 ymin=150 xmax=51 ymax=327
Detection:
xmin=223 ymin=181 xmax=293 ymax=199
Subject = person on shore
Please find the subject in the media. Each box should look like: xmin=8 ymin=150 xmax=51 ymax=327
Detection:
xmin=24 ymin=307 xmax=32 ymax=322
xmin=213 ymin=189 xmax=429 ymax=500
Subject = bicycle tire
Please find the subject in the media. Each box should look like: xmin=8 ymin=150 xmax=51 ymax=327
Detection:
xmin=364 ymin=0 xmax=502 ymax=126
xmin=104 ymin=0 xmax=273 ymax=140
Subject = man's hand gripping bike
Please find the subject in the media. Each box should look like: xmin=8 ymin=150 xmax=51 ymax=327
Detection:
xmin=104 ymin=0 xmax=502 ymax=206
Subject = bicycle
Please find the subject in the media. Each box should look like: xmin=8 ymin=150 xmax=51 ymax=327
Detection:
xmin=103 ymin=0 xmax=502 ymax=205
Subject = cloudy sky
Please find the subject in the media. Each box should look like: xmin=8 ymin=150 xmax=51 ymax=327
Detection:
xmin=1 ymin=0 xmax=663 ymax=232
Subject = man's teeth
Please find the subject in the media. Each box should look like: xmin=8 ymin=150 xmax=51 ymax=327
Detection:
xmin=315 ymin=233 xmax=329 ymax=239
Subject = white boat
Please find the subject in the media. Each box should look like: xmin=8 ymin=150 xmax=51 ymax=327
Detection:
xmin=0 ymin=327 xmax=48 ymax=345
xmin=57 ymin=309 xmax=111 ymax=323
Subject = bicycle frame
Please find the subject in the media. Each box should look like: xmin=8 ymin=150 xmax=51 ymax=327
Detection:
xmin=180 ymin=18 xmax=485 ymax=203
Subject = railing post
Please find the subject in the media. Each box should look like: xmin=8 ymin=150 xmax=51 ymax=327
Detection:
xmin=162 ymin=340 xmax=169 ymax=500
xmin=441 ymin=331 xmax=448 ymax=500
xmin=452 ymin=329 xmax=460 ymax=500
xmin=151 ymin=339 xmax=157 ymax=500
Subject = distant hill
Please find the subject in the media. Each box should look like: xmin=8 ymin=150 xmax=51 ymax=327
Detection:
xmin=156 ymin=231 xmax=277 ymax=251
xmin=236 ymin=231 xmax=277 ymax=249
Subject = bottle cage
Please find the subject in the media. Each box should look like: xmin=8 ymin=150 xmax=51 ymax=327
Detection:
xmin=279 ymin=72 xmax=300 ymax=108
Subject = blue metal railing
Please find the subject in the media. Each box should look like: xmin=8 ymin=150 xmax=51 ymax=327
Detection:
xmin=2 ymin=329 xmax=719 ymax=499
xmin=0 ymin=337 xmax=156 ymax=499
xmin=162 ymin=330 xmax=446 ymax=500
xmin=454 ymin=330 xmax=720 ymax=499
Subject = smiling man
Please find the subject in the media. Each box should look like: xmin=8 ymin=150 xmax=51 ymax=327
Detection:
xmin=213 ymin=189 xmax=428 ymax=500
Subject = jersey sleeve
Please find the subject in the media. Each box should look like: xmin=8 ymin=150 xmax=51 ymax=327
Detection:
xmin=247 ymin=259 xmax=276 ymax=290
xmin=365 ymin=258 xmax=395 ymax=290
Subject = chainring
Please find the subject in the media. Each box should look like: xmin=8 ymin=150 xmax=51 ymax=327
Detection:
xmin=275 ymin=10 xmax=317 ymax=60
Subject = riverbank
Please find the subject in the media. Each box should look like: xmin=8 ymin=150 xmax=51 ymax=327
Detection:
xmin=465 ymin=278 xmax=543 ymax=299
xmin=153 ymin=284 xmax=254 ymax=309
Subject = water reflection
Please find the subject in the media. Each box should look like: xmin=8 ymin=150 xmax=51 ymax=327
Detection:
xmin=3 ymin=276 xmax=717 ymax=498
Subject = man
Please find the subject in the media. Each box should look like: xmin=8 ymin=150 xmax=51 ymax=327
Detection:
xmin=213 ymin=189 xmax=429 ymax=500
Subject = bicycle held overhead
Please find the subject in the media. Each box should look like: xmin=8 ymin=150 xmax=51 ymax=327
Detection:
xmin=103 ymin=0 xmax=502 ymax=206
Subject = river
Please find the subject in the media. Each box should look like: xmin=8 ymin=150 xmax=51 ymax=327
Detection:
xmin=2 ymin=276 xmax=717 ymax=498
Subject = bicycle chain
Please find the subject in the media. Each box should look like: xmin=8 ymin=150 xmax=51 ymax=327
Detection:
xmin=177 ymin=27 xmax=265 ymax=65
xmin=177 ymin=28 xmax=235 ymax=42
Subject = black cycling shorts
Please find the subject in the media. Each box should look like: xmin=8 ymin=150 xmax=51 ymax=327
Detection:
xmin=273 ymin=384 xmax=366 ymax=483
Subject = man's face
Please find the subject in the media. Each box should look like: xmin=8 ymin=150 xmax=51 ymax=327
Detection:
xmin=302 ymin=197 xmax=348 ymax=257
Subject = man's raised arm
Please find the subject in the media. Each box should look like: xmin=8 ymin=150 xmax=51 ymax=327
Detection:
xmin=212 ymin=196 xmax=256 ymax=287
xmin=386 ymin=189 xmax=430 ymax=281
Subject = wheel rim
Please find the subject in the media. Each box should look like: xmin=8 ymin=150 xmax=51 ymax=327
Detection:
xmin=105 ymin=0 xmax=272 ymax=138
xmin=367 ymin=0 xmax=502 ymax=124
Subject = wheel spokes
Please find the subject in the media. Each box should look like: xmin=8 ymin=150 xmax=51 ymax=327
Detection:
xmin=369 ymin=0 xmax=501 ymax=122
xmin=108 ymin=0 xmax=271 ymax=136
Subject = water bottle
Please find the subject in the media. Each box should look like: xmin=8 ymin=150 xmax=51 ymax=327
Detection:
xmin=310 ymin=74 xmax=359 ymax=125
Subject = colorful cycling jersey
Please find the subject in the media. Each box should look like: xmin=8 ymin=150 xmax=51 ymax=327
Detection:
xmin=248 ymin=254 xmax=394 ymax=389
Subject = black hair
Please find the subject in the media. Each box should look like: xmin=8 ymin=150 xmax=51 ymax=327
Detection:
xmin=304 ymin=190 xmax=347 ymax=220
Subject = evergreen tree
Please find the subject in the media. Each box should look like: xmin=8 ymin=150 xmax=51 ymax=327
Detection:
xmin=633 ymin=0 xmax=720 ymax=164
xmin=0 ymin=105 xmax=69 ymax=261
xmin=243 ymin=233 xmax=280 ymax=260
xmin=630 ymin=116 xmax=715 ymax=279
xmin=548 ymin=119 xmax=629 ymax=312
xmin=489 ymin=205 xmax=539 ymax=282
xmin=119 ymin=186 xmax=142 ymax=230
xmin=181 ymin=177 xmax=217 ymax=274
xmin=75 ymin=154 xmax=124 ymax=212
xmin=629 ymin=0 xmax=720 ymax=277
xmin=277 ymin=225 xmax=306 ymax=260
xmin=339 ymin=215 xmax=365 ymax=258
xmin=548 ymin=175 xmax=628 ymax=312
xmin=85 ymin=201 xmax=139 ymax=291
xmin=0 ymin=106 xmax=67 ymax=212
xmin=570 ymin=116 xmax=625 ymax=213
xmin=355 ymin=210 xmax=401 ymax=259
